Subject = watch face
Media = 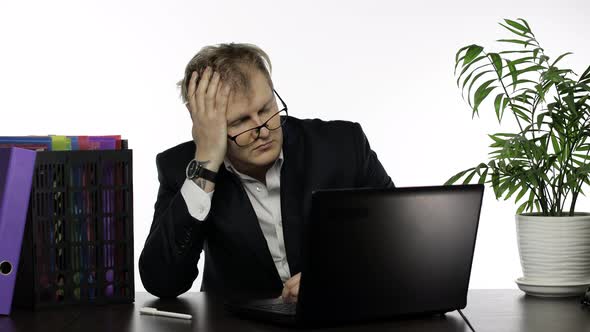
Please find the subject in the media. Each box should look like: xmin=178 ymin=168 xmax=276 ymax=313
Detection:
xmin=186 ymin=159 xmax=198 ymax=178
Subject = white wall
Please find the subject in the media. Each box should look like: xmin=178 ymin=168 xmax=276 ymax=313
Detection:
xmin=2 ymin=0 xmax=589 ymax=292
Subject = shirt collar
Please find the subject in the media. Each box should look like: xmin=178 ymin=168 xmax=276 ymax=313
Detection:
xmin=224 ymin=149 xmax=284 ymax=181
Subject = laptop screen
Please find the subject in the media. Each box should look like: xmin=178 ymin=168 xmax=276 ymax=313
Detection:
xmin=297 ymin=185 xmax=484 ymax=324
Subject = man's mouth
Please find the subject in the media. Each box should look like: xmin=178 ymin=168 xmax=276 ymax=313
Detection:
xmin=254 ymin=141 xmax=273 ymax=151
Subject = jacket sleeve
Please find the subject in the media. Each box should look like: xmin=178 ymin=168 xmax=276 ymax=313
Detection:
xmin=138 ymin=153 xmax=208 ymax=298
xmin=353 ymin=123 xmax=395 ymax=189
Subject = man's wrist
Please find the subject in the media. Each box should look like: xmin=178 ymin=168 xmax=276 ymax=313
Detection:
xmin=194 ymin=152 xmax=222 ymax=173
xmin=200 ymin=161 xmax=222 ymax=173
xmin=192 ymin=177 xmax=215 ymax=193
xmin=186 ymin=156 xmax=219 ymax=193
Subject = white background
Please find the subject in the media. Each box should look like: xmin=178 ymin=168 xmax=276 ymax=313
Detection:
xmin=1 ymin=0 xmax=589 ymax=293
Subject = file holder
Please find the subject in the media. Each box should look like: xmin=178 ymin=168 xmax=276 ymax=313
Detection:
xmin=13 ymin=150 xmax=134 ymax=309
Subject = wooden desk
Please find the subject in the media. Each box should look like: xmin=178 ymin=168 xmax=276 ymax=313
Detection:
xmin=2 ymin=290 xmax=589 ymax=332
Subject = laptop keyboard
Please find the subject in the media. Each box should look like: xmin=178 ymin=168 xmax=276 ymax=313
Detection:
xmin=250 ymin=302 xmax=296 ymax=315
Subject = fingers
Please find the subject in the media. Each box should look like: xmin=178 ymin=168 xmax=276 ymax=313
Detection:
xmin=281 ymin=284 xmax=290 ymax=299
xmin=191 ymin=66 xmax=229 ymax=118
xmin=280 ymin=285 xmax=298 ymax=302
xmin=216 ymin=83 xmax=231 ymax=117
xmin=205 ymin=70 xmax=221 ymax=115
xmin=285 ymin=273 xmax=301 ymax=289
xmin=291 ymin=283 xmax=299 ymax=298
xmin=281 ymin=273 xmax=301 ymax=301
xmin=195 ymin=66 xmax=211 ymax=116
xmin=187 ymin=71 xmax=198 ymax=112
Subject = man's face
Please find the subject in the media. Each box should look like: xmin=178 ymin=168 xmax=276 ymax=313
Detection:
xmin=225 ymin=67 xmax=283 ymax=173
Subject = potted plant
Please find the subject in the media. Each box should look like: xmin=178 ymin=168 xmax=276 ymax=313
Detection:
xmin=446 ymin=18 xmax=590 ymax=297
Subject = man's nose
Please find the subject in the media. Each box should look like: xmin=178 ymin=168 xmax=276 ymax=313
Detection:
xmin=251 ymin=114 xmax=271 ymax=138
xmin=258 ymin=125 xmax=271 ymax=138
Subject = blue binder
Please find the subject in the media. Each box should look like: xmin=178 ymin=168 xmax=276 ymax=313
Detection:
xmin=0 ymin=147 xmax=37 ymax=315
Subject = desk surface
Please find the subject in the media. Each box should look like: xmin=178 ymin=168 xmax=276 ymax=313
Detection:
xmin=2 ymin=290 xmax=589 ymax=332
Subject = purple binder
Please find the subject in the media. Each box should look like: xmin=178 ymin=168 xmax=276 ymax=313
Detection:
xmin=0 ymin=147 xmax=36 ymax=315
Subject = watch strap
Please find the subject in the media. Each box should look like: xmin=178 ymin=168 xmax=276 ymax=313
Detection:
xmin=186 ymin=159 xmax=217 ymax=183
xmin=195 ymin=164 xmax=217 ymax=183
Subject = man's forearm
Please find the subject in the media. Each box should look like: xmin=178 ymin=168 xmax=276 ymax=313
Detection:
xmin=139 ymin=190 xmax=206 ymax=298
xmin=192 ymin=177 xmax=215 ymax=193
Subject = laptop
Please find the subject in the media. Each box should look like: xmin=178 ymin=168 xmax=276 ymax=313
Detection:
xmin=225 ymin=184 xmax=484 ymax=327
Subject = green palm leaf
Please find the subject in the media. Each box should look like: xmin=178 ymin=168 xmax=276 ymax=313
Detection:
xmin=448 ymin=18 xmax=590 ymax=215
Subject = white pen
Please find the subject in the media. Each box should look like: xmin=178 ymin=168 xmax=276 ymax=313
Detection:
xmin=139 ymin=307 xmax=192 ymax=320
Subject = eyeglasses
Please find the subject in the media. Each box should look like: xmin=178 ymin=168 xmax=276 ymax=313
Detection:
xmin=227 ymin=89 xmax=288 ymax=147
xmin=582 ymin=287 xmax=590 ymax=307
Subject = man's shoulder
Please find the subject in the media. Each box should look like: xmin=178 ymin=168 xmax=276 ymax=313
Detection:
xmin=156 ymin=140 xmax=195 ymax=165
xmin=288 ymin=116 xmax=361 ymax=135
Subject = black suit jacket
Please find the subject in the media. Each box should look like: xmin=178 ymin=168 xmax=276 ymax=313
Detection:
xmin=139 ymin=116 xmax=394 ymax=298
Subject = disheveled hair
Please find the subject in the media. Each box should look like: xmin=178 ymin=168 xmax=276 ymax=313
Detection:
xmin=177 ymin=43 xmax=273 ymax=104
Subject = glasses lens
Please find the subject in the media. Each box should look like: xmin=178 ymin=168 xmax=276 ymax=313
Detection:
xmin=235 ymin=130 xmax=257 ymax=147
xmin=233 ymin=109 xmax=287 ymax=147
xmin=266 ymin=109 xmax=287 ymax=130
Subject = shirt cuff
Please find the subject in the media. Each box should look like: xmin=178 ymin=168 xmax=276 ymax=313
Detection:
xmin=180 ymin=178 xmax=214 ymax=221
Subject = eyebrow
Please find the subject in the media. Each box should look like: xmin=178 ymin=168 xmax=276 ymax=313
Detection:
xmin=229 ymin=96 xmax=274 ymax=125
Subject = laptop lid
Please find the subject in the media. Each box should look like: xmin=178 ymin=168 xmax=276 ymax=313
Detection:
xmin=296 ymin=184 xmax=484 ymax=325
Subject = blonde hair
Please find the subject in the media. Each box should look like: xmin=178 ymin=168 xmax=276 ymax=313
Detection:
xmin=177 ymin=43 xmax=273 ymax=104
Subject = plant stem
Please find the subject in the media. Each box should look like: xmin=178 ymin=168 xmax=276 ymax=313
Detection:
xmin=568 ymin=115 xmax=590 ymax=215
xmin=569 ymin=191 xmax=579 ymax=216
xmin=537 ymin=46 xmax=569 ymax=215
xmin=486 ymin=51 xmax=549 ymax=214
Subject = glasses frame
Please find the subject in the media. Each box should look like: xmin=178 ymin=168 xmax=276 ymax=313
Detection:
xmin=227 ymin=89 xmax=288 ymax=147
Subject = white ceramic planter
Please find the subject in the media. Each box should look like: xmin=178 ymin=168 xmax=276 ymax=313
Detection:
xmin=516 ymin=213 xmax=590 ymax=285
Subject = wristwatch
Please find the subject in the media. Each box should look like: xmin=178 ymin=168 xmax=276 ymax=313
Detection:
xmin=186 ymin=159 xmax=217 ymax=183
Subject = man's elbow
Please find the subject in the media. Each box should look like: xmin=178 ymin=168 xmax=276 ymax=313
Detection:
xmin=138 ymin=253 xmax=192 ymax=299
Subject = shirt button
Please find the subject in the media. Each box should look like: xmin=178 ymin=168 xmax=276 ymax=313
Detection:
xmin=199 ymin=206 xmax=205 ymax=213
xmin=256 ymin=186 xmax=261 ymax=192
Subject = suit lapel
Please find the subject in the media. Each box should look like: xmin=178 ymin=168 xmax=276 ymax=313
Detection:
xmin=217 ymin=117 xmax=307 ymax=280
xmin=216 ymin=166 xmax=281 ymax=283
xmin=280 ymin=119 xmax=306 ymax=275
xmin=213 ymin=118 xmax=307 ymax=280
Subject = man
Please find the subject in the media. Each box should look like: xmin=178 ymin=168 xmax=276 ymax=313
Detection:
xmin=139 ymin=43 xmax=394 ymax=302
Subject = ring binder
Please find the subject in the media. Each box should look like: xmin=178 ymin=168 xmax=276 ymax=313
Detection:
xmin=0 ymin=148 xmax=37 ymax=315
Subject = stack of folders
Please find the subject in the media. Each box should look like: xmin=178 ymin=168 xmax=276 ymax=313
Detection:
xmin=0 ymin=135 xmax=128 ymax=151
xmin=0 ymin=136 xmax=134 ymax=312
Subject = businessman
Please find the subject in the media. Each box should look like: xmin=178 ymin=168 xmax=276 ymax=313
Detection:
xmin=139 ymin=43 xmax=394 ymax=302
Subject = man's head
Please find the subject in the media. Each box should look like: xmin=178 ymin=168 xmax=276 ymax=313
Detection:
xmin=178 ymin=43 xmax=284 ymax=178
